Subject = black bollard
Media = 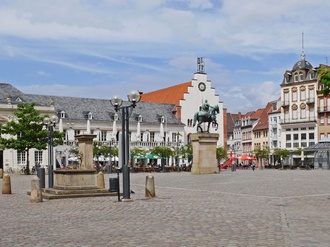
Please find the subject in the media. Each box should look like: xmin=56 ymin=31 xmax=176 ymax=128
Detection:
xmin=116 ymin=169 xmax=120 ymax=202
xmin=37 ymin=167 xmax=46 ymax=188
xmin=48 ymin=165 xmax=53 ymax=188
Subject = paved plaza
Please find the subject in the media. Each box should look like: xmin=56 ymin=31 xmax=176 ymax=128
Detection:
xmin=1 ymin=169 xmax=330 ymax=247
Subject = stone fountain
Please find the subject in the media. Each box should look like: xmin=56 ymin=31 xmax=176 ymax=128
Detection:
xmin=42 ymin=134 xmax=116 ymax=199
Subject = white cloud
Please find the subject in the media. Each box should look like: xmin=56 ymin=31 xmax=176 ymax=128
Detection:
xmin=36 ymin=71 xmax=50 ymax=77
xmin=1 ymin=0 xmax=330 ymax=113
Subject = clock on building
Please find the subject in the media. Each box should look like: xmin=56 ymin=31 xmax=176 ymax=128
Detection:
xmin=198 ymin=82 xmax=206 ymax=92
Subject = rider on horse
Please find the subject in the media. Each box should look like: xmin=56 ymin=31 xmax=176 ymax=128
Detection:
xmin=193 ymin=100 xmax=219 ymax=133
xmin=200 ymin=100 xmax=210 ymax=118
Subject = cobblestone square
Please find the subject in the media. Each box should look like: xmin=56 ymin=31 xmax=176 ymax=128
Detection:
xmin=1 ymin=169 xmax=330 ymax=247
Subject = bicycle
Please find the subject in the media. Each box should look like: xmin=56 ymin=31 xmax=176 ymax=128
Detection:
xmin=6 ymin=167 xmax=14 ymax=173
xmin=20 ymin=166 xmax=28 ymax=175
xmin=31 ymin=165 xmax=39 ymax=175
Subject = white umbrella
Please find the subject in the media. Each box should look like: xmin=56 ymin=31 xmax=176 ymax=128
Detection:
xmin=112 ymin=120 xmax=117 ymax=136
xmin=160 ymin=122 xmax=164 ymax=140
xmin=59 ymin=118 xmax=63 ymax=132
xmin=86 ymin=119 xmax=91 ymax=134
xmin=136 ymin=121 xmax=141 ymax=140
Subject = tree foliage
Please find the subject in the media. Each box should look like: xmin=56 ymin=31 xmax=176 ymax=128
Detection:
xmin=180 ymin=144 xmax=193 ymax=162
xmin=131 ymin=147 xmax=147 ymax=158
xmin=253 ymin=147 xmax=270 ymax=160
xmin=318 ymin=66 xmax=330 ymax=96
xmin=273 ymin=148 xmax=290 ymax=160
xmin=93 ymin=141 xmax=112 ymax=158
xmin=216 ymin=146 xmax=228 ymax=161
xmin=150 ymin=146 xmax=173 ymax=159
xmin=0 ymin=102 xmax=64 ymax=174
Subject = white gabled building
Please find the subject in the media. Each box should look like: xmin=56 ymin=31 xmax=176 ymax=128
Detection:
xmin=140 ymin=58 xmax=225 ymax=147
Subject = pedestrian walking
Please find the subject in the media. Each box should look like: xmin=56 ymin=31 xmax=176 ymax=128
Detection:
xmin=251 ymin=162 xmax=256 ymax=171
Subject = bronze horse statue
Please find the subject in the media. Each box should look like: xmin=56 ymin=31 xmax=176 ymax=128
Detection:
xmin=193 ymin=104 xmax=219 ymax=133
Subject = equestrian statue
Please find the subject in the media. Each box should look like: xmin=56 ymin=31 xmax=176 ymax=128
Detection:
xmin=193 ymin=100 xmax=219 ymax=133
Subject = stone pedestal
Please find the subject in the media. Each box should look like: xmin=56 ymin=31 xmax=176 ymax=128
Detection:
xmin=54 ymin=170 xmax=97 ymax=190
xmin=40 ymin=134 xmax=118 ymax=199
xmin=191 ymin=133 xmax=219 ymax=175
xmin=76 ymin=134 xmax=97 ymax=170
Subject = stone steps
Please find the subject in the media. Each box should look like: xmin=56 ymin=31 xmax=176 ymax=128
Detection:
xmin=27 ymin=188 xmax=120 ymax=200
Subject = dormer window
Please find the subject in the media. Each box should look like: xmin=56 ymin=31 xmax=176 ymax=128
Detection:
xmin=299 ymin=72 xmax=304 ymax=81
xmin=272 ymin=103 xmax=277 ymax=111
xmin=114 ymin=113 xmax=118 ymax=121
xmin=138 ymin=115 xmax=143 ymax=122
xmin=88 ymin=112 xmax=93 ymax=120
xmin=160 ymin=116 xmax=165 ymax=123
xmin=60 ymin=111 xmax=66 ymax=119
xmin=294 ymin=74 xmax=299 ymax=82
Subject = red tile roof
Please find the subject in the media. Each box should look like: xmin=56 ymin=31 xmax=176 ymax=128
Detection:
xmin=254 ymin=103 xmax=272 ymax=130
xmin=251 ymin=108 xmax=264 ymax=120
xmin=140 ymin=82 xmax=192 ymax=106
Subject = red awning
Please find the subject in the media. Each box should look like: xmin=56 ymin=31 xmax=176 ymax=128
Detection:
xmin=233 ymin=154 xmax=256 ymax=161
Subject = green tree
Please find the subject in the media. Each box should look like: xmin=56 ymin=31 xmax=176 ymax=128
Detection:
xmin=216 ymin=146 xmax=228 ymax=165
xmin=0 ymin=102 xmax=64 ymax=174
xmin=273 ymin=148 xmax=290 ymax=169
xmin=253 ymin=147 xmax=270 ymax=168
xmin=180 ymin=144 xmax=193 ymax=163
xmin=131 ymin=147 xmax=147 ymax=158
xmin=150 ymin=146 xmax=174 ymax=159
xmin=93 ymin=141 xmax=110 ymax=158
xmin=317 ymin=66 xmax=330 ymax=96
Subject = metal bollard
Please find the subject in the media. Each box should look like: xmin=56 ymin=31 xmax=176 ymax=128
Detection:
xmin=2 ymin=174 xmax=12 ymax=194
xmin=145 ymin=174 xmax=155 ymax=198
xmin=31 ymin=176 xmax=43 ymax=203
xmin=37 ymin=167 xmax=46 ymax=188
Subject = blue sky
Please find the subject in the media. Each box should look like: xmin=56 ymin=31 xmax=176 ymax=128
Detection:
xmin=1 ymin=0 xmax=330 ymax=113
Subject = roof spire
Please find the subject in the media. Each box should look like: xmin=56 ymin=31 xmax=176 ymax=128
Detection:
xmin=300 ymin=32 xmax=305 ymax=61
xmin=197 ymin=57 xmax=205 ymax=73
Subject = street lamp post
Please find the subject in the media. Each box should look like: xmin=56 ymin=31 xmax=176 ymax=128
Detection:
xmin=176 ymin=140 xmax=180 ymax=172
xmin=110 ymin=90 xmax=140 ymax=200
xmin=43 ymin=115 xmax=59 ymax=188
xmin=109 ymin=137 xmax=115 ymax=174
